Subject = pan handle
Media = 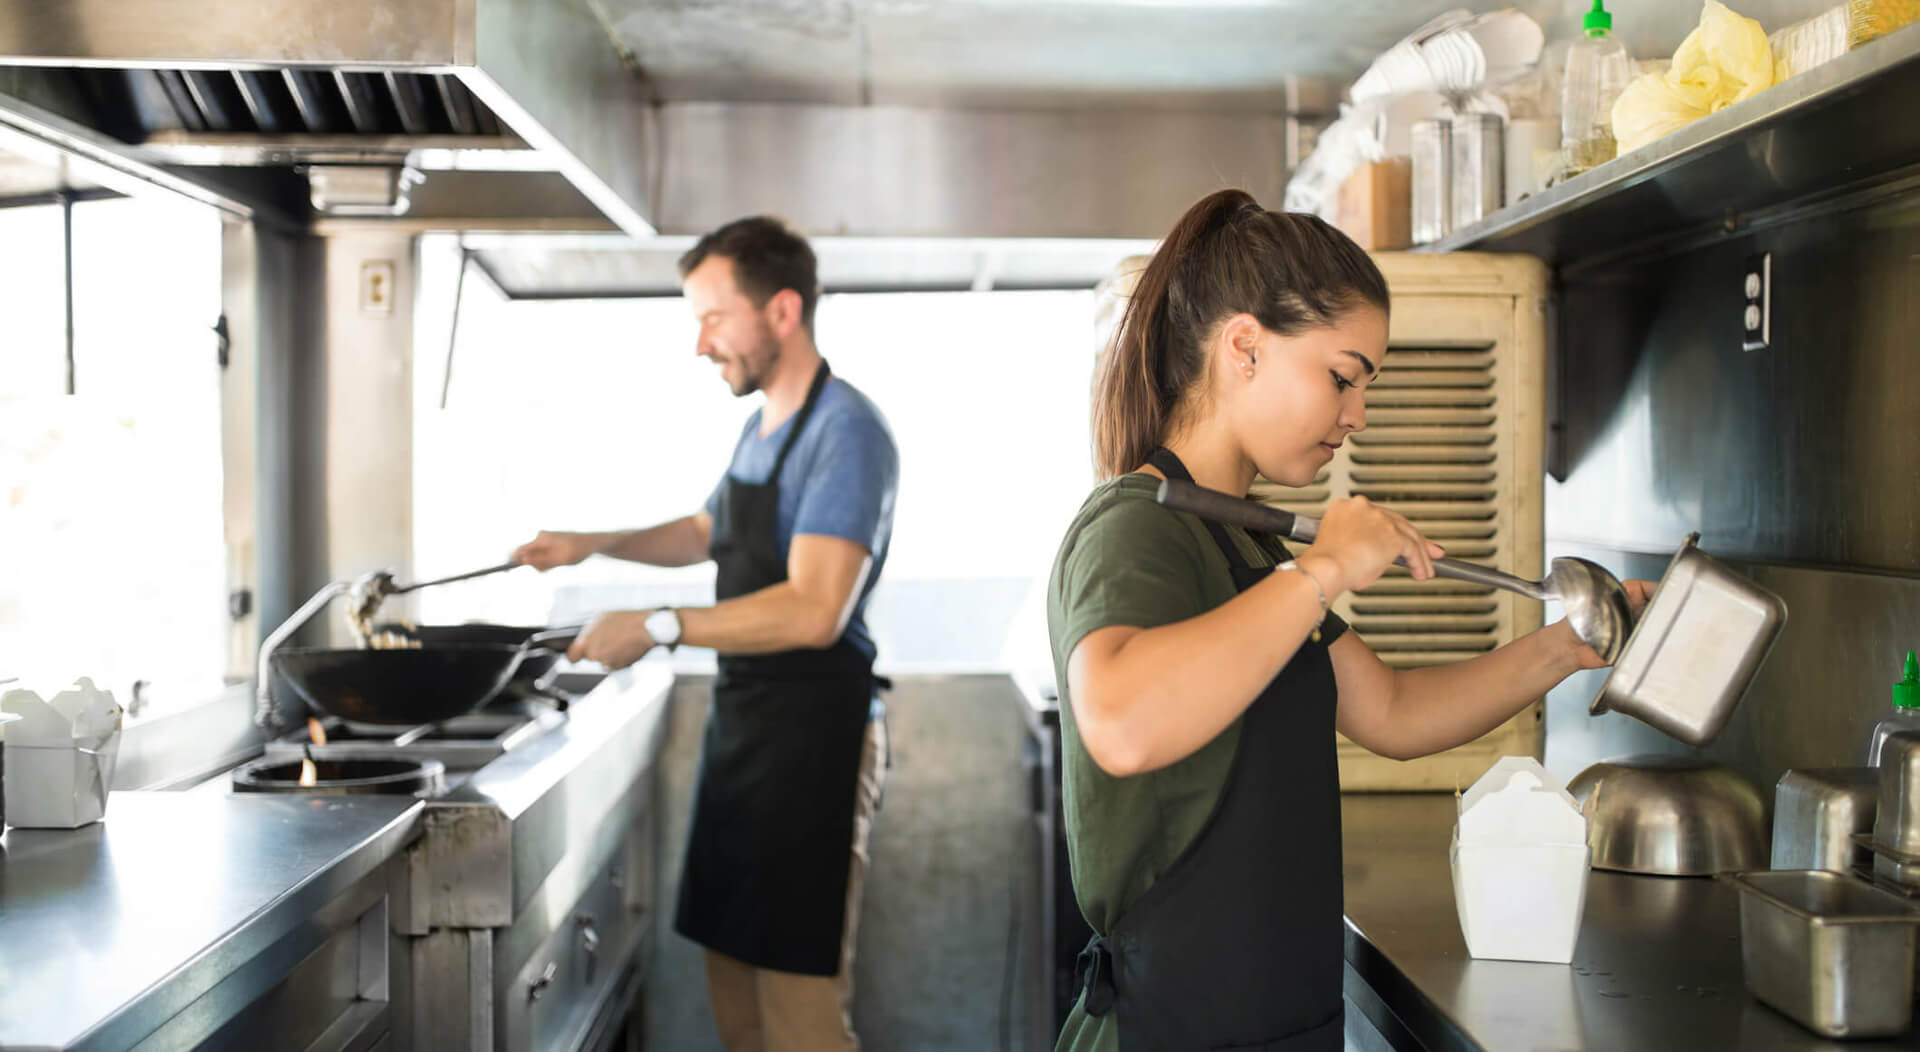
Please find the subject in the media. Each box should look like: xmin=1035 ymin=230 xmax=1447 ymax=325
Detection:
xmin=526 ymin=627 xmax=583 ymax=652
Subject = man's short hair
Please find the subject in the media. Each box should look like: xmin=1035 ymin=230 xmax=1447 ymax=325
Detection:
xmin=678 ymin=216 xmax=821 ymax=332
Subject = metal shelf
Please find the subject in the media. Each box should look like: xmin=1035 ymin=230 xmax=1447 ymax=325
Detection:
xmin=1426 ymin=23 xmax=1920 ymax=265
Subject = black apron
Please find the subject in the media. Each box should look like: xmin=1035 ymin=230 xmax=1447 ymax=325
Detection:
xmin=674 ymin=361 xmax=877 ymax=977
xmin=1074 ymin=447 xmax=1346 ymax=1051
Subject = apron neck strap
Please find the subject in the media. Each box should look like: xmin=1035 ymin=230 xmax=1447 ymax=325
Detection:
xmin=1148 ymin=447 xmax=1253 ymax=572
xmin=768 ymin=359 xmax=832 ymax=479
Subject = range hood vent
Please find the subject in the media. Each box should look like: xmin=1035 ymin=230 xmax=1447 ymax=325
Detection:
xmin=115 ymin=69 xmax=506 ymax=139
xmin=0 ymin=0 xmax=655 ymax=234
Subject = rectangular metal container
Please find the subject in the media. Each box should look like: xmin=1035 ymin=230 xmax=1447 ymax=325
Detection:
xmin=1450 ymin=112 xmax=1504 ymax=230
xmin=1875 ymin=731 xmax=1920 ymax=857
xmin=1774 ymin=767 xmax=1878 ymax=872
xmin=1725 ymin=869 xmax=1920 ymax=1039
xmin=1410 ymin=118 xmax=1451 ymax=245
xmin=1589 ymin=533 xmax=1787 ymax=746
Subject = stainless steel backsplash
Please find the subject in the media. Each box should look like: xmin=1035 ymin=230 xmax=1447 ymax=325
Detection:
xmin=1539 ymin=181 xmax=1920 ymax=795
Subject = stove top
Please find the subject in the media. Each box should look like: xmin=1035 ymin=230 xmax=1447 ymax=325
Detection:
xmin=263 ymin=706 xmax=566 ymax=776
xmin=232 ymin=753 xmax=447 ymax=796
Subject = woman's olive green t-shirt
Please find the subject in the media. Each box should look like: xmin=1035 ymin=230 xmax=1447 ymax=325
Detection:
xmin=1044 ymin=474 xmax=1348 ymax=1052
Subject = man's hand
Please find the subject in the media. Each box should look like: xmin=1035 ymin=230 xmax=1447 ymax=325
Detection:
xmin=567 ymin=610 xmax=658 ymax=670
xmin=512 ymin=531 xmax=599 ymax=571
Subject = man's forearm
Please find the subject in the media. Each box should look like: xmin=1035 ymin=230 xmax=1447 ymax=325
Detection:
xmin=597 ymin=515 xmax=711 ymax=567
xmin=677 ymin=582 xmax=842 ymax=654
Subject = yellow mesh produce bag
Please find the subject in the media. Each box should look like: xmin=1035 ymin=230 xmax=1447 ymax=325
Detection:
xmin=1611 ymin=1 xmax=1775 ymax=155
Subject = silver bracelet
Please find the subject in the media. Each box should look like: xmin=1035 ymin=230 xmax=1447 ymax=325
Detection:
xmin=1278 ymin=560 xmax=1328 ymax=642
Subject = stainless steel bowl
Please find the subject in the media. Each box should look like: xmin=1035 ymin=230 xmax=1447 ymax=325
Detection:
xmin=1567 ymin=755 xmax=1768 ymax=876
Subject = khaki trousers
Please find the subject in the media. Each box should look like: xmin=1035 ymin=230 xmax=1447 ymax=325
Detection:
xmin=705 ymin=715 xmax=886 ymax=1052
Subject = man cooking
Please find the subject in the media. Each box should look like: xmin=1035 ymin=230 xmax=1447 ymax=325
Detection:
xmin=511 ymin=215 xmax=897 ymax=1052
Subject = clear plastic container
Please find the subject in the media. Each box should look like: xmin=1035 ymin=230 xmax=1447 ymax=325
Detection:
xmin=1864 ymin=651 xmax=1920 ymax=767
xmin=1560 ymin=0 xmax=1635 ymax=176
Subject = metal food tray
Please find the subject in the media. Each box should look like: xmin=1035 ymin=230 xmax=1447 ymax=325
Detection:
xmin=1589 ymin=533 xmax=1786 ymax=745
xmin=1723 ymin=869 xmax=1920 ymax=1039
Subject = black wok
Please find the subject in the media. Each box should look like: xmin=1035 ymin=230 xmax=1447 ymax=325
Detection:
xmin=273 ymin=628 xmax=577 ymax=725
xmin=371 ymin=621 xmax=563 ymax=687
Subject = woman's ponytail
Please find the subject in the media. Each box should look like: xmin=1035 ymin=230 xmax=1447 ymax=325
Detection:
xmin=1089 ymin=189 xmax=1389 ymax=479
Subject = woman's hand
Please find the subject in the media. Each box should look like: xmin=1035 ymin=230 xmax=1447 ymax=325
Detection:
xmin=1562 ymin=578 xmax=1658 ymax=670
xmin=1301 ymin=495 xmax=1446 ymax=595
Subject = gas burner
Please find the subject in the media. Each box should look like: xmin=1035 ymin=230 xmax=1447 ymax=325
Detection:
xmin=266 ymin=708 xmax=564 ymax=776
xmin=231 ymin=753 xmax=446 ymax=796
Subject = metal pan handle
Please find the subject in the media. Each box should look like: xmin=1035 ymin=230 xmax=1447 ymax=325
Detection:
xmin=526 ymin=627 xmax=583 ymax=652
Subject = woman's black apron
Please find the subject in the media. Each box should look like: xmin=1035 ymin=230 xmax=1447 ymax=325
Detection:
xmin=1075 ymin=447 xmax=1346 ymax=1050
xmin=674 ymin=361 xmax=876 ymax=977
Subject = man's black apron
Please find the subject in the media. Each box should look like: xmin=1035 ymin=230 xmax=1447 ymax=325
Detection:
xmin=675 ymin=361 xmax=876 ymax=977
xmin=1074 ymin=447 xmax=1347 ymax=1051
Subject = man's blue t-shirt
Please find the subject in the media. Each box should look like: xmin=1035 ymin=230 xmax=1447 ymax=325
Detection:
xmin=706 ymin=375 xmax=897 ymax=662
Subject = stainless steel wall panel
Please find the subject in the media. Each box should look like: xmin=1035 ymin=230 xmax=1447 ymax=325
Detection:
xmin=1548 ymin=188 xmax=1920 ymax=573
xmin=649 ymin=102 xmax=1288 ymax=238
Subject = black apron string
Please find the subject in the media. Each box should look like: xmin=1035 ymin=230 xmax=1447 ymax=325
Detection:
xmin=1077 ymin=933 xmax=1117 ymax=1017
xmin=766 ymin=360 xmax=832 ymax=481
xmin=1148 ymin=447 xmax=1255 ymax=572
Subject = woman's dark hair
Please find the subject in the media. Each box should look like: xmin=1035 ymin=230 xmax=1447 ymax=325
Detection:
xmin=1092 ymin=189 xmax=1389 ymax=479
xmin=679 ymin=215 xmax=822 ymax=333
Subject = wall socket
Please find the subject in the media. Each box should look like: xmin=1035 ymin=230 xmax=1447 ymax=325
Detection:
xmin=1742 ymin=252 xmax=1771 ymax=352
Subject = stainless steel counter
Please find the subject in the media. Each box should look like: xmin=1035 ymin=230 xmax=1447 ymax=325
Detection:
xmin=1341 ymin=795 xmax=1920 ymax=1051
xmin=0 ymin=792 xmax=422 ymax=1051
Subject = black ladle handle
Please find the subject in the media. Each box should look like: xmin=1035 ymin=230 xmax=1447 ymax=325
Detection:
xmin=1156 ymin=479 xmax=1316 ymax=541
xmin=1155 ymin=479 xmax=1543 ymax=597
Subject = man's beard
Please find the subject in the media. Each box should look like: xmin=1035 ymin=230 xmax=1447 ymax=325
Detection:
xmin=727 ymin=324 xmax=781 ymax=397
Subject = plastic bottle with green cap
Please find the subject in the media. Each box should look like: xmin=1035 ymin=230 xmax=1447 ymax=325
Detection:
xmin=1864 ymin=651 xmax=1920 ymax=766
xmin=1560 ymin=0 xmax=1634 ymax=176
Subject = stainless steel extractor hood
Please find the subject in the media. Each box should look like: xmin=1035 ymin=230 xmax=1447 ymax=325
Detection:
xmin=0 ymin=0 xmax=654 ymax=233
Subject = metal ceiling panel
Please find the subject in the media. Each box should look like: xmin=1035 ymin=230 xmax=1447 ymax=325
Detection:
xmin=595 ymin=0 xmax=1861 ymax=109
xmin=600 ymin=0 xmax=1461 ymax=108
xmin=462 ymin=231 xmax=1152 ymax=298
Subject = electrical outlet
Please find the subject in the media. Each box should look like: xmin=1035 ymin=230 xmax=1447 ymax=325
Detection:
xmin=1742 ymin=252 xmax=1770 ymax=351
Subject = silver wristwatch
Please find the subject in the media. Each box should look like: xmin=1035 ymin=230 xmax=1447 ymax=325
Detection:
xmin=644 ymin=608 xmax=682 ymax=649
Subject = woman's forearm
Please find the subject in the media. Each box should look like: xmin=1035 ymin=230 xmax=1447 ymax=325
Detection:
xmin=1370 ymin=622 xmax=1583 ymax=760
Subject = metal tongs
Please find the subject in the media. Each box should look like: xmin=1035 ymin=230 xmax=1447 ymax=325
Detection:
xmin=348 ymin=561 xmax=520 ymax=609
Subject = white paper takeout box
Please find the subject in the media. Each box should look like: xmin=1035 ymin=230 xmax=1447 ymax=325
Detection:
xmin=1450 ymin=756 xmax=1590 ymax=964
xmin=1 ymin=678 xmax=122 ymax=829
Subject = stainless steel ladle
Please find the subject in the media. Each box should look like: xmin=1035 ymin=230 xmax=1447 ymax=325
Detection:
xmin=1157 ymin=479 xmax=1634 ymax=664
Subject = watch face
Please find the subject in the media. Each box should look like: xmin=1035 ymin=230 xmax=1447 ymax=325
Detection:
xmin=648 ymin=610 xmax=678 ymax=644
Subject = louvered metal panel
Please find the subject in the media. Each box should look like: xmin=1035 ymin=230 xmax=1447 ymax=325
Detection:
xmin=1250 ymin=254 xmax=1550 ymax=790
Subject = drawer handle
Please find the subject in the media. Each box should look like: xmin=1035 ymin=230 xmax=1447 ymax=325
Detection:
xmin=528 ymin=961 xmax=557 ymax=1003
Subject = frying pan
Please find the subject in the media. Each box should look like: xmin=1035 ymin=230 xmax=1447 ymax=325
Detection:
xmin=273 ymin=628 xmax=577 ymax=725
xmin=369 ymin=621 xmax=563 ymax=688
